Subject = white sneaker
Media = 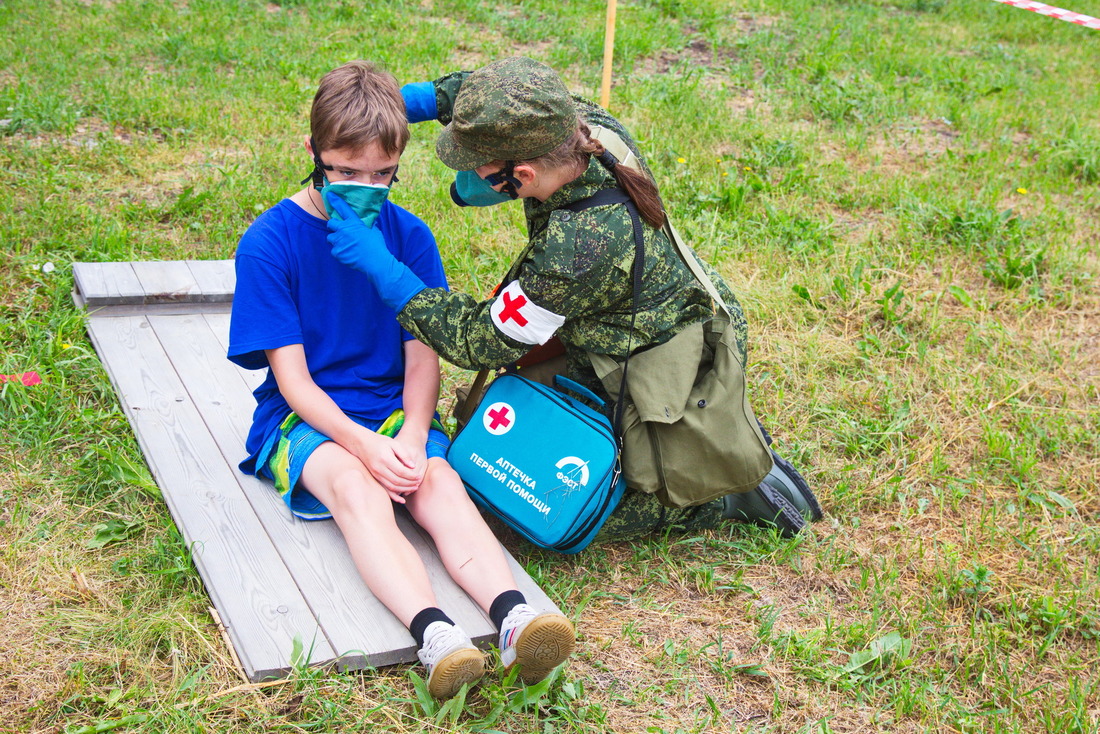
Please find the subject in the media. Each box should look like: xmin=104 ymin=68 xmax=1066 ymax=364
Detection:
xmin=498 ymin=604 xmax=576 ymax=684
xmin=416 ymin=621 xmax=485 ymax=699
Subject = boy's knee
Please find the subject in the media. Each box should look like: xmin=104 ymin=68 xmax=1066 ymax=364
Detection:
xmin=328 ymin=468 xmax=385 ymax=514
xmin=412 ymin=462 xmax=473 ymax=512
xmin=419 ymin=460 xmax=464 ymax=496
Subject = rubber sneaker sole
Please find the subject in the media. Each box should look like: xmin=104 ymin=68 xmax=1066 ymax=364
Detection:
xmin=427 ymin=647 xmax=486 ymax=699
xmin=507 ymin=614 xmax=576 ymax=684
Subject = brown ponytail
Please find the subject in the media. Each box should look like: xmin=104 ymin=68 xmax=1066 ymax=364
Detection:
xmin=578 ymin=122 xmax=666 ymax=229
xmin=530 ymin=123 xmax=667 ymax=230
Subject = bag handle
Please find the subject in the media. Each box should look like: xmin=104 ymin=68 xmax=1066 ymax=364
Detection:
xmin=452 ymin=367 xmax=490 ymax=427
xmin=552 ymin=374 xmax=606 ymax=408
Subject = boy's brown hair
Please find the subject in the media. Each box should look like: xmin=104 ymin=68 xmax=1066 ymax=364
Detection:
xmin=310 ymin=61 xmax=408 ymax=156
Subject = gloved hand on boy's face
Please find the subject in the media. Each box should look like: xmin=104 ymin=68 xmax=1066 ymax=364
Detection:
xmin=324 ymin=193 xmax=427 ymax=312
xmin=321 ymin=180 xmax=390 ymax=225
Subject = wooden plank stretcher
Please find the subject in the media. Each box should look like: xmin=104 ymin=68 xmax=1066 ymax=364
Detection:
xmin=73 ymin=260 xmax=559 ymax=682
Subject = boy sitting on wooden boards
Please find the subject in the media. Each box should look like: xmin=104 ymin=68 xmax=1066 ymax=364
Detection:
xmin=227 ymin=60 xmax=575 ymax=698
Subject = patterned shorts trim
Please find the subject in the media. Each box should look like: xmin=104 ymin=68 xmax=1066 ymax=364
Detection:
xmin=262 ymin=410 xmax=449 ymax=520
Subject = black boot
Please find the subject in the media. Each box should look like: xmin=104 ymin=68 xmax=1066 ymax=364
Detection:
xmin=722 ymin=469 xmax=807 ymax=538
xmin=756 ymin=422 xmax=823 ymax=522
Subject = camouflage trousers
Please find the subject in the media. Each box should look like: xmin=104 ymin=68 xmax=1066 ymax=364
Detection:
xmin=593 ymin=488 xmax=725 ymax=543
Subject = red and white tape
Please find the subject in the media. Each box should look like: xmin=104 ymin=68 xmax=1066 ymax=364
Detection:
xmin=990 ymin=0 xmax=1100 ymax=29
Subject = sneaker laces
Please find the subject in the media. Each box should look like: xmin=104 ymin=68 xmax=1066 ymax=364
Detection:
xmin=417 ymin=621 xmax=472 ymax=669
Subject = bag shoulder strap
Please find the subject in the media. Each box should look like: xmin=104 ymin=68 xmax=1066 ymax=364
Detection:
xmin=590 ymin=125 xmax=643 ymax=175
xmin=589 ymin=125 xmax=733 ymax=321
xmin=560 ymin=188 xmax=630 ymax=212
xmin=663 ymin=221 xmax=732 ymax=321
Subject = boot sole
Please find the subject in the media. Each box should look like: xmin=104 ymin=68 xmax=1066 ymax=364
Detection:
xmin=725 ymin=482 xmax=807 ymax=538
xmin=760 ymin=485 xmax=808 ymax=538
xmin=428 ymin=647 xmax=486 ymax=699
xmin=772 ymin=450 xmax=824 ymax=522
xmin=508 ymin=615 xmax=576 ymax=684
xmin=757 ymin=421 xmax=824 ymax=523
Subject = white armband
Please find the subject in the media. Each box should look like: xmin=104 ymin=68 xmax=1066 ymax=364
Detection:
xmin=489 ymin=280 xmax=565 ymax=345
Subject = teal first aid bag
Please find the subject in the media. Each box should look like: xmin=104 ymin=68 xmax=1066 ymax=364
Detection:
xmin=447 ymin=373 xmax=626 ymax=554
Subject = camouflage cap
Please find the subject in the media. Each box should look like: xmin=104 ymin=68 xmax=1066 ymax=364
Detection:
xmin=436 ymin=57 xmax=578 ymax=171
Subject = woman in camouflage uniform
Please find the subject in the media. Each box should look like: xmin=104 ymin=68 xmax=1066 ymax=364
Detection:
xmin=325 ymin=56 xmax=821 ymax=540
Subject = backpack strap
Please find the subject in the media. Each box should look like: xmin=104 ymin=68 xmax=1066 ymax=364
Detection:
xmin=536 ymin=186 xmax=645 ymax=441
xmin=590 ymin=126 xmax=643 ymax=175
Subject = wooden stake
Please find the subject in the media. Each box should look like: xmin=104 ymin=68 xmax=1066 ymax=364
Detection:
xmin=600 ymin=0 xmax=617 ymax=109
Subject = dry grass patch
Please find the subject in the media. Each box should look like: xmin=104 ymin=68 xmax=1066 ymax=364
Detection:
xmin=565 ymin=544 xmax=808 ymax=731
xmin=0 ymin=116 xmax=166 ymax=151
xmin=827 ymin=117 xmax=963 ymax=179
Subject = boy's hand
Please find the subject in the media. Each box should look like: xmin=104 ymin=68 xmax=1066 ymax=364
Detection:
xmin=349 ymin=429 xmax=424 ymax=503
xmin=394 ymin=429 xmax=429 ymax=486
xmin=325 ymin=193 xmax=427 ymax=311
xmin=400 ymin=82 xmax=438 ymax=123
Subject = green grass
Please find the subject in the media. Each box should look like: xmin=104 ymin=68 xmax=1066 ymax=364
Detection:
xmin=2 ymin=0 xmax=1098 ymax=731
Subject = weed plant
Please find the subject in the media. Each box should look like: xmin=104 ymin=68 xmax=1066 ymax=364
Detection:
xmin=2 ymin=0 xmax=1098 ymax=732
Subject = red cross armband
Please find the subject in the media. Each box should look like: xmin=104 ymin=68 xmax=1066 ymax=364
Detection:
xmin=489 ymin=280 xmax=566 ymax=345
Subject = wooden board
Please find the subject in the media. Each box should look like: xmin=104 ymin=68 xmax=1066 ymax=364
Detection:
xmin=85 ymin=313 xmax=334 ymax=680
xmin=185 ymin=260 xmax=236 ymax=303
xmin=75 ymin=260 xmax=236 ymax=308
xmin=73 ymin=261 xmax=145 ymax=307
xmin=74 ymin=260 xmax=560 ymax=681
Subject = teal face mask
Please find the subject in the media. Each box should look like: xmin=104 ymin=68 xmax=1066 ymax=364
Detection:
xmin=321 ymin=180 xmax=390 ymax=225
xmin=450 ymin=169 xmax=516 ymax=207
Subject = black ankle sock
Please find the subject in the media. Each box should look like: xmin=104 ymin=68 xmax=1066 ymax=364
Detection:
xmin=489 ymin=590 xmax=527 ymax=630
xmin=410 ymin=607 xmax=453 ymax=648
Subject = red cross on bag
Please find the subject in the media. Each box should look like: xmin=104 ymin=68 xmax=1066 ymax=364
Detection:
xmin=487 ymin=405 xmax=512 ymax=430
xmin=482 ymin=402 xmax=515 ymax=435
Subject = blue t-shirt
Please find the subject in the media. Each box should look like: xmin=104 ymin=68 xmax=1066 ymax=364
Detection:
xmin=228 ymin=197 xmax=448 ymax=474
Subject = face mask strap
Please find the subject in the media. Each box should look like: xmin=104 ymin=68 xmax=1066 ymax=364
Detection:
xmin=301 ymin=145 xmax=400 ymax=189
xmin=484 ymin=161 xmax=522 ymax=200
xmin=300 ymin=136 xmax=334 ymax=190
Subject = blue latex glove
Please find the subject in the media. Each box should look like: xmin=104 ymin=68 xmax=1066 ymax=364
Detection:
xmin=325 ymin=193 xmax=427 ymax=312
xmin=400 ymin=82 xmax=438 ymax=124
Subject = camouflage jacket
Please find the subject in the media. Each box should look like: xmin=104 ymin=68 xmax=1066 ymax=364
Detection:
xmin=398 ymin=71 xmax=749 ymax=395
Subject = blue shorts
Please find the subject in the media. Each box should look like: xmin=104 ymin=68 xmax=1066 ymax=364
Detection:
xmin=257 ymin=409 xmax=450 ymax=520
